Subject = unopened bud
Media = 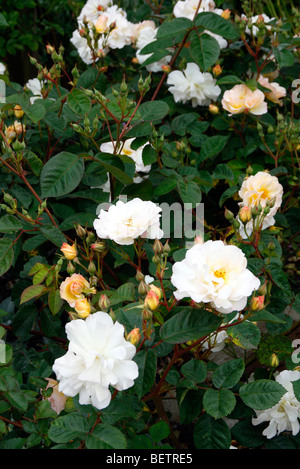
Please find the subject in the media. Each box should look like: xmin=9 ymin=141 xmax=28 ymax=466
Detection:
xmin=212 ymin=64 xmax=222 ymax=76
xmin=239 ymin=206 xmax=251 ymax=224
xmin=221 ymin=9 xmax=231 ymax=19
xmin=98 ymin=293 xmax=110 ymax=311
xmin=209 ymin=104 xmax=219 ymax=114
xmin=224 ymin=208 xmax=234 ymax=221
xmin=149 ymin=284 xmax=162 ymax=300
xmin=75 ymin=224 xmax=86 ymax=238
xmin=67 ymin=261 xmax=76 ymax=275
xmin=270 ymin=353 xmax=279 ymax=368
xmin=161 ymin=65 xmax=171 ymax=73
xmin=127 ymin=328 xmax=141 ymax=346
xmin=60 ymin=243 xmax=77 ymax=261
xmin=250 ymin=295 xmax=265 ymax=311
xmin=74 ymin=298 xmax=91 ymax=318
xmin=91 ymin=241 xmax=106 ymax=252
xmin=88 ymin=261 xmax=96 ymax=275
xmin=153 ymin=238 xmax=163 ymax=254
xmin=14 ymin=105 xmax=24 ymax=118
xmin=135 ymin=270 xmax=144 ymax=282
xmin=138 ymin=280 xmax=149 ymax=296
xmin=142 ymin=307 xmax=153 ymax=321
xmin=144 ymin=290 xmax=159 ymax=311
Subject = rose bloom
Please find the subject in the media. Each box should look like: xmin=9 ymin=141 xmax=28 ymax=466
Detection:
xmin=171 ymin=240 xmax=260 ymax=314
xmin=60 ymin=273 xmax=91 ymax=307
xmin=167 ymin=63 xmax=221 ymax=107
xmin=52 ymin=311 xmax=139 ymax=410
xmin=258 ymin=75 xmax=286 ymax=105
xmin=43 ymin=378 xmax=67 ymax=415
xmin=238 ymin=171 xmax=283 ymax=238
xmin=0 ymin=62 xmax=6 ymax=74
xmin=77 ymin=0 xmax=113 ymax=25
xmin=222 ymin=84 xmax=268 ymax=116
xmin=252 ymin=370 xmax=300 ymax=439
xmin=93 ymin=197 xmax=164 ymax=245
xmin=173 ymin=0 xmax=217 ymax=20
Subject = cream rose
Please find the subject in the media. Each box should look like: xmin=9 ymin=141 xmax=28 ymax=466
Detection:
xmin=258 ymin=75 xmax=286 ymax=105
xmin=171 ymin=240 xmax=260 ymax=314
xmin=221 ymin=84 xmax=268 ymax=116
xmin=60 ymin=273 xmax=91 ymax=307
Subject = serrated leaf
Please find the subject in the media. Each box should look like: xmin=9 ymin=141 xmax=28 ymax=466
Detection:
xmin=212 ymin=358 xmax=245 ymax=389
xmin=40 ymin=152 xmax=85 ymax=198
xmin=0 ymin=215 xmax=22 ymax=233
xmin=67 ymin=89 xmax=91 ymax=116
xmin=0 ymin=238 xmax=14 ymax=276
xmin=48 ymin=289 xmax=64 ymax=315
xmin=20 ymin=284 xmax=46 ymax=305
xmin=239 ymin=379 xmax=286 ymax=410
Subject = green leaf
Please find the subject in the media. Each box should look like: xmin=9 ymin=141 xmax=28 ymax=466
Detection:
xmin=86 ymin=424 xmax=127 ymax=449
xmin=193 ymin=413 xmax=231 ymax=449
xmin=177 ymin=179 xmax=202 ymax=204
xmin=48 ymin=414 xmax=90 ymax=443
xmin=181 ymin=359 xmax=207 ymax=384
xmin=139 ymin=101 xmax=169 ymax=122
xmin=212 ymin=358 xmax=245 ymax=389
xmin=199 ymin=135 xmax=229 ymax=162
xmin=212 ymin=164 xmax=234 ymax=180
xmin=203 ymin=388 xmax=236 ymax=418
xmin=195 ymin=12 xmax=239 ymax=40
xmin=292 ymin=379 xmax=300 ymax=402
xmin=0 ymin=215 xmax=22 ymax=234
xmin=67 ymin=89 xmax=91 ymax=116
xmin=40 ymin=152 xmax=85 ymax=198
xmin=94 ymin=153 xmax=133 ymax=185
xmin=142 ymin=144 xmax=157 ymax=166
xmin=156 ymin=17 xmax=192 ymax=39
xmin=239 ymin=379 xmax=286 ymax=410
xmin=0 ymin=13 xmax=9 ymax=27
xmin=189 ymin=31 xmax=220 ymax=71
xmin=216 ymin=75 xmax=244 ymax=85
xmin=24 ymin=102 xmax=46 ymax=123
xmin=160 ymin=308 xmax=222 ymax=344
xmin=149 ymin=421 xmax=170 ymax=443
xmin=133 ymin=348 xmax=157 ymax=399
xmin=20 ymin=284 xmax=46 ymax=305
xmin=48 ymin=289 xmax=63 ymax=315
xmin=154 ymin=174 xmax=178 ymax=196
xmin=24 ymin=150 xmax=43 ymax=177
xmin=4 ymin=391 xmax=28 ymax=411
xmin=35 ymin=399 xmax=58 ymax=419
xmin=40 ymin=225 xmax=66 ymax=247
xmin=227 ymin=321 xmax=261 ymax=349
xmin=0 ymin=238 xmax=14 ymax=276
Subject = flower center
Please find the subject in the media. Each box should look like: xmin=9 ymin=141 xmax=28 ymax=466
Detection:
xmin=124 ymin=217 xmax=133 ymax=227
xmin=212 ymin=268 xmax=227 ymax=286
xmin=123 ymin=148 xmax=133 ymax=156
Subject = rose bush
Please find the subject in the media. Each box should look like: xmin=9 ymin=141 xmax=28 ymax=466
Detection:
xmin=0 ymin=0 xmax=299 ymax=451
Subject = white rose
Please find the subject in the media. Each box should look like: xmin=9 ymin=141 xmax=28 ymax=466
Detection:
xmin=171 ymin=240 xmax=260 ymax=314
xmin=222 ymin=84 xmax=268 ymax=116
xmin=241 ymin=13 xmax=275 ymax=37
xmin=53 ymin=311 xmax=139 ymax=410
xmin=252 ymin=370 xmax=300 ymax=439
xmin=78 ymin=0 xmax=113 ymax=25
xmin=100 ymin=138 xmax=151 ymax=174
xmin=93 ymin=197 xmax=164 ymax=245
xmin=173 ymin=0 xmax=216 ymax=20
xmin=167 ymin=63 xmax=221 ymax=107
xmin=258 ymin=75 xmax=286 ymax=105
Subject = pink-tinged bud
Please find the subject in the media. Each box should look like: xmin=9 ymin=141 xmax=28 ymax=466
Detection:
xmin=194 ymin=234 xmax=204 ymax=245
xmin=98 ymin=293 xmax=110 ymax=311
xmin=127 ymin=328 xmax=141 ymax=346
xmin=221 ymin=9 xmax=231 ymax=20
xmin=97 ymin=5 xmax=103 ymax=10
xmin=91 ymin=242 xmax=106 ymax=252
xmin=74 ymin=298 xmax=91 ymax=318
xmin=149 ymin=284 xmax=162 ymax=300
xmin=257 ymin=14 xmax=265 ymax=25
xmin=79 ymin=29 xmax=86 ymax=37
xmin=161 ymin=65 xmax=171 ymax=74
xmin=209 ymin=104 xmax=219 ymax=115
xmin=213 ymin=64 xmax=222 ymax=76
xmin=132 ymin=57 xmax=139 ymax=64
xmin=60 ymin=242 xmax=77 ymax=260
xmin=46 ymin=45 xmax=55 ymax=55
xmin=251 ymin=295 xmax=265 ymax=311
xmin=144 ymin=290 xmax=159 ymax=311
xmin=239 ymin=206 xmax=251 ymax=224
